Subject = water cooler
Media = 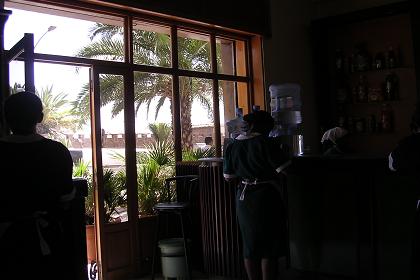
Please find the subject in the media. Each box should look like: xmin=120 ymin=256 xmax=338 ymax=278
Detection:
xmin=269 ymin=83 xmax=304 ymax=156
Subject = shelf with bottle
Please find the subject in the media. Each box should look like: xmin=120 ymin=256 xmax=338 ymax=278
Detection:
xmin=336 ymin=103 xmax=395 ymax=134
xmin=335 ymin=71 xmax=399 ymax=105
xmin=334 ymin=44 xmax=410 ymax=76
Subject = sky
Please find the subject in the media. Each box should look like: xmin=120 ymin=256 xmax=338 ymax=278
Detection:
xmin=5 ymin=7 xmax=214 ymax=134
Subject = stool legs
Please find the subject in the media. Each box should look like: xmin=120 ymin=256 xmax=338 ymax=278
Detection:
xmin=179 ymin=212 xmax=191 ymax=280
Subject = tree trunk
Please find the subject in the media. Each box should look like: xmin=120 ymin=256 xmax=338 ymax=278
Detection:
xmin=180 ymin=94 xmax=193 ymax=149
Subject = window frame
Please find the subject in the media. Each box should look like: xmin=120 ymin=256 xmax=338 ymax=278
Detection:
xmin=5 ymin=0 xmax=260 ymax=160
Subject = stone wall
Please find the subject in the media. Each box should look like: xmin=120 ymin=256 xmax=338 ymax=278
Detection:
xmin=67 ymin=125 xmax=214 ymax=149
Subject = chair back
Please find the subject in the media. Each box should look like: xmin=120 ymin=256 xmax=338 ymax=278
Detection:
xmin=165 ymin=175 xmax=199 ymax=204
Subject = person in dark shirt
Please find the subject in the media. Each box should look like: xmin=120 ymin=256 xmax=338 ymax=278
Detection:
xmin=389 ymin=108 xmax=420 ymax=173
xmin=0 ymin=92 xmax=74 ymax=279
xmin=223 ymin=110 xmax=290 ymax=280
xmin=388 ymin=107 xmax=420 ymax=280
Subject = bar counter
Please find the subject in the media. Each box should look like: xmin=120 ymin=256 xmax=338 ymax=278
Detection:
xmin=287 ymin=155 xmax=418 ymax=280
xmin=190 ymin=155 xmax=419 ymax=280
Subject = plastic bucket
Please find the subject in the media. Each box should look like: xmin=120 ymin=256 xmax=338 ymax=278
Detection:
xmin=158 ymin=238 xmax=190 ymax=279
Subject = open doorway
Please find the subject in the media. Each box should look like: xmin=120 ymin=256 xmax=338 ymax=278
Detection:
xmin=8 ymin=59 xmax=97 ymax=278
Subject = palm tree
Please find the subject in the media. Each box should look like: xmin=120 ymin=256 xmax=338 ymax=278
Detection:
xmin=36 ymin=85 xmax=76 ymax=140
xmin=72 ymin=23 xmax=213 ymax=149
xmin=9 ymin=83 xmax=76 ymax=142
xmin=148 ymin=122 xmax=172 ymax=143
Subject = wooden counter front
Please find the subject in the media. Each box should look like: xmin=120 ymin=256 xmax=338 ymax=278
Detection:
xmin=287 ymin=155 xmax=419 ymax=280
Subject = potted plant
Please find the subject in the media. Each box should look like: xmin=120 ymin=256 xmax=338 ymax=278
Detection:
xmin=73 ymin=160 xmax=128 ymax=267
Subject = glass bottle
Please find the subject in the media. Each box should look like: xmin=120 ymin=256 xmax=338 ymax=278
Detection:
xmin=355 ymin=43 xmax=370 ymax=72
xmin=373 ymin=52 xmax=385 ymax=70
xmin=335 ymin=49 xmax=344 ymax=72
xmin=386 ymin=46 xmax=397 ymax=68
xmin=384 ymin=72 xmax=398 ymax=101
xmin=356 ymin=75 xmax=368 ymax=102
xmin=336 ymin=76 xmax=348 ymax=104
xmin=380 ymin=103 xmax=394 ymax=132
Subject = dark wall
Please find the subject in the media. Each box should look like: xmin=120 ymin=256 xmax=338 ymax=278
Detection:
xmin=264 ymin=0 xmax=318 ymax=153
xmin=98 ymin=0 xmax=271 ymax=35
xmin=263 ymin=0 xmax=408 ymax=154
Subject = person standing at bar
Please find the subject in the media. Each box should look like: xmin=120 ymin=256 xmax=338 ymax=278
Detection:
xmin=388 ymin=106 xmax=420 ymax=280
xmin=388 ymin=107 xmax=420 ymax=173
xmin=223 ymin=110 xmax=291 ymax=280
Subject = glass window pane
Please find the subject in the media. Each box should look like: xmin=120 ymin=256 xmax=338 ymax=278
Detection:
xmin=216 ymin=37 xmax=234 ymax=75
xmin=237 ymin=81 xmax=249 ymax=114
xmin=132 ymin=21 xmax=171 ymax=67
xmin=235 ymin=40 xmax=247 ymax=77
xmin=99 ymin=74 xmax=127 ymax=224
xmin=179 ymin=76 xmax=214 ymax=159
xmin=219 ymin=80 xmax=236 ymax=140
xmin=5 ymin=6 xmax=124 ymax=62
xmin=133 ymin=72 xmax=175 ymax=216
xmin=178 ymin=30 xmax=211 ymax=73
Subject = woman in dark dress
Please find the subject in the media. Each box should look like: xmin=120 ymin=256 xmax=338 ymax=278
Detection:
xmin=223 ymin=110 xmax=290 ymax=280
xmin=0 ymin=92 xmax=74 ymax=280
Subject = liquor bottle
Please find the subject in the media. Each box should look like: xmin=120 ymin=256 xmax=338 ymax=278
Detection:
xmin=384 ymin=72 xmax=399 ymax=100
xmin=386 ymin=46 xmax=397 ymax=68
xmin=367 ymin=114 xmax=376 ymax=133
xmin=380 ymin=103 xmax=394 ymax=132
xmin=355 ymin=117 xmax=366 ymax=133
xmin=335 ymin=49 xmax=344 ymax=72
xmin=336 ymin=76 xmax=349 ymax=104
xmin=355 ymin=43 xmax=370 ymax=72
xmin=356 ymin=75 xmax=368 ymax=102
xmin=373 ymin=52 xmax=385 ymax=70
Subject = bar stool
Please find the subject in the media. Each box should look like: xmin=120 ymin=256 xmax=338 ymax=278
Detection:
xmin=151 ymin=175 xmax=199 ymax=280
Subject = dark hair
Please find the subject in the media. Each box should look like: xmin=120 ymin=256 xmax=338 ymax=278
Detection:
xmin=4 ymin=92 xmax=43 ymax=133
xmin=243 ymin=110 xmax=274 ymax=136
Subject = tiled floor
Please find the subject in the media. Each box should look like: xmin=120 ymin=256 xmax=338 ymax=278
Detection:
xmin=133 ymin=269 xmax=351 ymax=280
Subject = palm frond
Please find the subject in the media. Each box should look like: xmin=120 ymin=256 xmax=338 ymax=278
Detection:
xmin=89 ymin=23 xmax=122 ymax=40
xmin=77 ymin=37 xmax=124 ymax=61
xmin=182 ymin=147 xmax=216 ymax=161
xmin=148 ymin=123 xmax=172 ymax=142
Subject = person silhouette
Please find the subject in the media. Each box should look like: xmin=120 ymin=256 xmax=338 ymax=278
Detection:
xmin=223 ymin=110 xmax=290 ymax=280
xmin=388 ymin=106 xmax=420 ymax=280
xmin=0 ymin=92 xmax=74 ymax=279
xmin=388 ymin=107 xmax=420 ymax=173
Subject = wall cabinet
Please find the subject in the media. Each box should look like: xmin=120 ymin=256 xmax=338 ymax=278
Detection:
xmin=312 ymin=1 xmax=420 ymax=154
